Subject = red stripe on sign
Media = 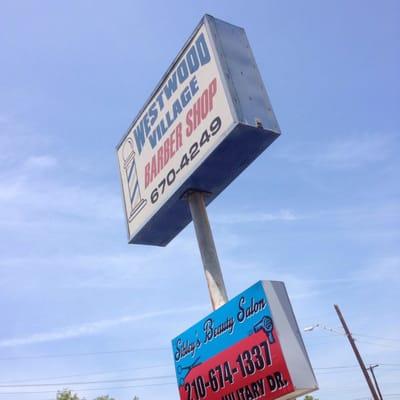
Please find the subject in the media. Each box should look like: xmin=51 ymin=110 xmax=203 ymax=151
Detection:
xmin=179 ymin=330 xmax=294 ymax=400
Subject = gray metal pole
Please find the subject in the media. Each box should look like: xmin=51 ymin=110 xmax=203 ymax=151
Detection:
xmin=334 ymin=304 xmax=380 ymax=400
xmin=186 ymin=191 xmax=228 ymax=310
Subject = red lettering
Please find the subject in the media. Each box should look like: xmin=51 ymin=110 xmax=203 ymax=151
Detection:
xmin=170 ymin=130 xmax=176 ymax=158
xmin=176 ymin=123 xmax=183 ymax=148
xmin=186 ymin=110 xmax=193 ymax=137
xmin=144 ymin=163 xmax=150 ymax=188
xmin=157 ymin=147 xmax=164 ymax=174
xmin=193 ymin=98 xmax=201 ymax=130
xmin=209 ymin=78 xmax=217 ymax=111
xmin=164 ymin=137 xmax=170 ymax=165
xmin=201 ymin=91 xmax=209 ymax=119
xmin=185 ymin=78 xmax=218 ymax=137
xmin=150 ymin=155 xmax=157 ymax=182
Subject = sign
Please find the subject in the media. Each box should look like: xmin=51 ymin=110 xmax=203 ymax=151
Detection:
xmin=117 ymin=15 xmax=281 ymax=246
xmin=172 ymin=281 xmax=318 ymax=400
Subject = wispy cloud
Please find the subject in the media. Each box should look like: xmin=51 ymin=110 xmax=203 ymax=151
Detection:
xmin=0 ymin=116 xmax=120 ymax=228
xmin=361 ymin=256 xmax=400 ymax=283
xmin=214 ymin=209 xmax=299 ymax=224
xmin=0 ymin=305 xmax=207 ymax=348
xmin=23 ymin=155 xmax=57 ymax=169
xmin=213 ymin=204 xmax=400 ymax=226
xmin=0 ymin=156 xmax=121 ymax=226
xmin=276 ymin=132 xmax=399 ymax=169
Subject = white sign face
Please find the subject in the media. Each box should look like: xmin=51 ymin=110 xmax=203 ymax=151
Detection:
xmin=117 ymin=24 xmax=234 ymax=241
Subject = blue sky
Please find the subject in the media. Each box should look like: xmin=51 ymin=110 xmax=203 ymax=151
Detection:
xmin=0 ymin=1 xmax=399 ymax=399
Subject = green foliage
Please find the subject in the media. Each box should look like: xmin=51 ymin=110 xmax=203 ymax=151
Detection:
xmin=304 ymin=396 xmax=319 ymax=400
xmin=56 ymin=390 xmax=84 ymax=400
xmin=56 ymin=389 xmax=138 ymax=400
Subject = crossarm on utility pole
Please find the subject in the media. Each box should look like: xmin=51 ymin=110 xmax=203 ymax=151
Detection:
xmin=368 ymin=365 xmax=383 ymax=400
xmin=186 ymin=191 xmax=228 ymax=310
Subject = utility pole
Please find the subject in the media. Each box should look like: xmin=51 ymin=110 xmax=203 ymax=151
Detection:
xmin=334 ymin=304 xmax=379 ymax=400
xmin=367 ymin=364 xmax=383 ymax=400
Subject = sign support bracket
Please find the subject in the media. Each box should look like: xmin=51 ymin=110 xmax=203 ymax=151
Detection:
xmin=186 ymin=190 xmax=228 ymax=310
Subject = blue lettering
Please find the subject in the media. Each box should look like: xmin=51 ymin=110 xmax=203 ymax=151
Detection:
xmin=148 ymin=102 xmax=158 ymax=125
xmin=196 ymin=33 xmax=211 ymax=65
xmin=187 ymin=46 xmax=200 ymax=74
xmin=172 ymin=98 xmax=183 ymax=120
xmin=180 ymin=86 xmax=191 ymax=107
xmin=156 ymin=92 xmax=164 ymax=111
xmin=133 ymin=120 xmax=146 ymax=154
xmin=143 ymin=114 xmax=151 ymax=135
xmin=177 ymin=59 xmax=189 ymax=83
xmin=165 ymin=109 xmax=174 ymax=128
xmin=164 ymin=72 xmax=178 ymax=100
xmin=189 ymin=76 xmax=199 ymax=97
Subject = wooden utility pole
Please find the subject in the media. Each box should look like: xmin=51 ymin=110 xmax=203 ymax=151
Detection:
xmin=334 ymin=304 xmax=379 ymax=400
xmin=368 ymin=364 xmax=383 ymax=400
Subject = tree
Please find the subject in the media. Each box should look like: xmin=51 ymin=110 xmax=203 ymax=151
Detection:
xmin=304 ymin=396 xmax=319 ymax=400
xmin=56 ymin=390 xmax=84 ymax=400
xmin=56 ymin=390 xmax=138 ymax=400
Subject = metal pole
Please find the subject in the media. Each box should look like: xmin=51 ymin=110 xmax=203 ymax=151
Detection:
xmin=368 ymin=364 xmax=383 ymax=400
xmin=186 ymin=191 xmax=228 ymax=310
xmin=334 ymin=304 xmax=380 ymax=400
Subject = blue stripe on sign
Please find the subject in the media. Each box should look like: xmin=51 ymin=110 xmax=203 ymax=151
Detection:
xmin=128 ymin=174 xmax=136 ymax=191
xmin=127 ymin=160 xmax=136 ymax=183
xmin=130 ymin=182 xmax=139 ymax=204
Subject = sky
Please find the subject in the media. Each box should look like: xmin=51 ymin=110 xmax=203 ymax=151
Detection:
xmin=0 ymin=0 xmax=399 ymax=399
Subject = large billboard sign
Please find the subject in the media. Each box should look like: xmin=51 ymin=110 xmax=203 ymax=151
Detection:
xmin=172 ymin=281 xmax=318 ymax=400
xmin=117 ymin=15 xmax=281 ymax=246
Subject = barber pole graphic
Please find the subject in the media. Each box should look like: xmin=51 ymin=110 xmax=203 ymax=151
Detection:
xmin=117 ymin=15 xmax=282 ymax=246
xmin=122 ymin=138 xmax=147 ymax=221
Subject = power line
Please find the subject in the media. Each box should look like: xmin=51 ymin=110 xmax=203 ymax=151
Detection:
xmin=356 ymin=339 xmax=400 ymax=349
xmin=0 ymin=375 xmax=175 ymax=388
xmin=381 ymin=363 xmax=400 ymax=366
xmin=1 ymin=363 xmax=397 ymax=386
xmin=0 ymin=381 xmax=177 ymax=395
xmin=0 ymin=363 xmax=172 ymax=384
xmin=314 ymin=365 xmax=359 ymax=370
xmin=0 ymin=346 xmax=170 ymax=361
xmin=314 ymin=363 xmax=400 ymax=369
xmin=303 ymin=322 xmax=400 ymax=343
xmin=352 ymin=333 xmax=400 ymax=342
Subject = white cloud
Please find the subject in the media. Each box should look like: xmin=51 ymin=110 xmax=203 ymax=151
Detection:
xmin=213 ymin=204 xmax=400 ymax=227
xmin=0 ymin=166 xmax=122 ymax=225
xmin=0 ymin=304 xmax=207 ymax=348
xmin=214 ymin=209 xmax=299 ymax=224
xmin=24 ymin=155 xmax=57 ymax=169
xmin=361 ymin=256 xmax=400 ymax=283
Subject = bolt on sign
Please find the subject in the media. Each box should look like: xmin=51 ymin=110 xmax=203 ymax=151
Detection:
xmin=172 ymin=281 xmax=318 ymax=400
xmin=116 ymin=15 xmax=281 ymax=246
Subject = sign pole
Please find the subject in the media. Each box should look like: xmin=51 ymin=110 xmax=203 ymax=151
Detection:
xmin=186 ymin=191 xmax=228 ymax=310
